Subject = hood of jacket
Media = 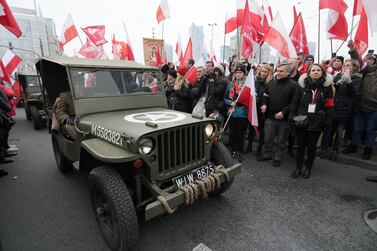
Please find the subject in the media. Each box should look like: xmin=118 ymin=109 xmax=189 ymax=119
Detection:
xmin=298 ymin=73 xmax=333 ymax=88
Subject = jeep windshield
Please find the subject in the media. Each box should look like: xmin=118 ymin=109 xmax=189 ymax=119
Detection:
xmin=25 ymin=75 xmax=40 ymax=87
xmin=69 ymin=68 xmax=163 ymax=98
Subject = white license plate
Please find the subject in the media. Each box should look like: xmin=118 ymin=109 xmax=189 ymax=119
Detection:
xmin=172 ymin=164 xmax=215 ymax=189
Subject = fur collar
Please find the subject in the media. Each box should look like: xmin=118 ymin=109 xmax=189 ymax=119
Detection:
xmin=298 ymin=73 xmax=334 ymax=88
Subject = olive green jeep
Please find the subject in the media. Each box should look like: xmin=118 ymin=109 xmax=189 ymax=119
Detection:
xmin=36 ymin=57 xmax=241 ymax=251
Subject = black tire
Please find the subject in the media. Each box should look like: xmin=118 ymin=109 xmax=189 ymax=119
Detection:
xmin=209 ymin=142 xmax=237 ymax=195
xmin=30 ymin=106 xmax=43 ymax=130
xmin=89 ymin=166 xmax=138 ymax=251
xmin=51 ymin=134 xmax=72 ymax=173
xmin=24 ymin=105 xmax=32 ymax=120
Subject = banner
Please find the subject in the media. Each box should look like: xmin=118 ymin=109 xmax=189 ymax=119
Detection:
xmin=143 ymin=38 xmax=166 ymax=66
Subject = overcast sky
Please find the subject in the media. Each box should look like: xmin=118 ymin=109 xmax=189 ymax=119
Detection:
xmin=8 ymin=0 xmax=376 ymax=63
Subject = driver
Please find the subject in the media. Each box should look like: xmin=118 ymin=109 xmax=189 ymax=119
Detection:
xmin=53 ymin=91 xmax=76 ymax=140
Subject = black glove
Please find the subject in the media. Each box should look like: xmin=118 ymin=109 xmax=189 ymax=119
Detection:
xmin=64 ymin=116 xmax=75 ymax=125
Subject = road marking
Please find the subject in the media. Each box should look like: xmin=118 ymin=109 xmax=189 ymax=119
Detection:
xmin=192 ymin=243 xmax=212 ymax=251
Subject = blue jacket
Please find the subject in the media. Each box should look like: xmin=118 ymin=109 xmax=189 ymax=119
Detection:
xmin=224 ymin=79 xmax=248 ymax=118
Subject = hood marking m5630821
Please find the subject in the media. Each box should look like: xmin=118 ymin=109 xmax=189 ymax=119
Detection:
xmin=124 ymin=111 xmax=186 ymax=123
xmin=91 ymin=124 xmax=122 ymax=146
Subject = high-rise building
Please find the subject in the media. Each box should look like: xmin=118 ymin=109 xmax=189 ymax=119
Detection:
xmin=0 ymin=7 xmax=61 ymax=71
xmin=189 ymin=23 xmax=204 ymax=62
xmin=165 ymin=44 xmax=173 ymax=62
xmin=220 ymin=45 xmax=231 ymax=62
xmin=308 ymin=42 xmax=316 ymax=57
xmin=230 ymin=35 xmax=237 ymax=50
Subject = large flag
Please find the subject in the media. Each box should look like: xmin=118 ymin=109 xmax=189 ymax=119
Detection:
xmin=319 ymin=0 xmax=349 ymax=40
xmin=263 ymin=12 xmax=297 ymax=59
xmin=79 ymin=38 xmax=105 ymax=59
xmin=241 ymin=0 xmax=254 ymax=58
xmin=123 ymin=26 xmax=135 ymax=61
xmin=237 ymin=70 xmax=258 ymax=127
xmin=0 ymin=0 xmax=22 ymax=37
xmin=182 ymin=38 xmax=193 ymax=65
xmin=354 ymin=8 xmax=368 ymax=56
xmin=184 ymin=57 xmax=205 ymax=86
xmin=289 ymin=13 xmax=309 ymax=55
xmin=1 ymin=49 xmax=21 ymax=76
xmin=293 ymin=6 xmax=299 ymax=24
xmin=112 ymin=35 xmax=128 ymax=60
xmin=262 ymin=0 xmax=273 ymax=35
xmin=175 ymin=34 xmax=184 ymax=65
xmin=363 ymin=0 xmax=377 ymax=33
xmin=81 ymin=25 xmax=107 ymax=46
xmin=155 ymin=47 xmax=164 ymax=67
xmin=0 ymin=61 xmax=10 ymax=83
xmin=58 ymin=14 xmax=79 ymax=51
xmin=353 ymin=0 xmax=363 ymax=16
xmin=225 ymin=12 xmax=237 ymax=34
xmin=156 ymin=0 xmax=170 ymax=24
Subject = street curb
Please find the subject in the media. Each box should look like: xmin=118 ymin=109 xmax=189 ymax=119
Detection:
xmin=336 ymin=153 xmax=377 ymax=171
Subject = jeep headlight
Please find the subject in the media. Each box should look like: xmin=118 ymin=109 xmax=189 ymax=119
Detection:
xmin=139 ymin=138 xmax=154 ymax=155
xmin=205 ymin=123 xmax=215 ymax=137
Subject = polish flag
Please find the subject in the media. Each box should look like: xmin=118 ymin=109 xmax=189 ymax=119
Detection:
xmin=225 ymin=12 xmax=237 ymax=34
xmin=209 ymin=42 xmax=217 ymax=63
xmin=237 ymin=0 xmax=264 ymax=34
xmin=155 ymin=48 xmax=164 ymax=67
xmin=289 ymin=13 xmax=309 ymax=55
xmin=262 ymin=0 xmax=273 ymax=34
xmin=293 ymin=5 xmax=299 ymax=24
xmin=175 ymin=34 xmax=184 ymax=65
xmin=237 ymin=70 xmax=258 ymax=127
xmin=156 ymin=0 xmax=170 ymax=24
xmin=182 ymin=38 xmax=193 ymax=65
xmin=58 ymin=14 xmax=79 ymax=51
xmin=1 ymin=49 xmax=22 ymax=76
xmin=78 ymin=38 xmax=105 ymax=59
xmin=112 ymin=34 xmax=128 ymax=60
xmin=124 ymin=26 xmax=135 ymax=61
xmin=241 ymin=0 xmax=254 ymax=58
xmin=354 ymin=8 xmax=368 ymax=56
xmin=263 ymin=12 xmax=297 ymax=59
xmin=185 ymin=57 xmax=205 ymax=86
xmin=0 ymin=61 xmax=10 ymax=83
xmin=81 ymin=25 xmax=107 ymax=46
xmin=363 ymin=0 xmax=377 ymax=33
xmin=0 ymin=0 xmax=22 ymax=37
xmin=353 ymin=0 xmax=363 ymax=16
xmin=319 ymin=0 xmax=349 ymax=40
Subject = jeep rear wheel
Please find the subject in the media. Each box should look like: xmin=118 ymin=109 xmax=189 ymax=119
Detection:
xmin=24 ymin=105 xmax=31 ymax=120
xmin=209 ymin=142 xmax=236 ymax=195
xmin=51 ymin=134 xmax=72 ymax=173
xmin=30 ymin=106 xmax=43 ymax=130
xmin=89 ymin=166 xmax=138 ymax=251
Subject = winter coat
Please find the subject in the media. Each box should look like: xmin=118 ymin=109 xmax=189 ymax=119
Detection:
xmin=190 ymin=76 xmax=208 ymax=109
xmin=290 ymin=74 xmax=334 ymax=132
xmin=54 ymin=91 xmax=75 ymax=125
xmin=0 ymin=89 xmax=10 ymax=114
xmin=349 ymin=49 xmax=377 ymax=112
xmin=224 ymin=79 xmax=248 ymax=118
xmin=205 ymin=76 xmax=228 ymax=113
xmin=255 ymin=77 xmax=268 ymax=108
xmin=332 ymin=73 xmax=362 ymax=122
xmin=164 ymin=78 xmax=175 ymax=109
xmin=261 ymin=76 xmax=297 ymax=121
xmin=172 ymin=75 xmax=193 ymax=113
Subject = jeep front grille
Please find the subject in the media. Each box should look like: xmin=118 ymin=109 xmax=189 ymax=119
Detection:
xmin=157 ymin=124 xmax=206 ymax=176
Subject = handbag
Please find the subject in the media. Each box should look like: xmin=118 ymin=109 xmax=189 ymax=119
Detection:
xmin=192 ymin=82 xmax=209 ymax=118
xmin=293 ymin=115 xmax=308 ymax=128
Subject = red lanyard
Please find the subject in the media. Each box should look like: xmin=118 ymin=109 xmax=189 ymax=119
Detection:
xmin=311 ymin=89 xmax=319 ymax=103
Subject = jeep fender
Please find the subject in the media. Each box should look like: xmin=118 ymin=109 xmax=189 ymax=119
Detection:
xmin=80 ymin=138 xmax=139 ymax=164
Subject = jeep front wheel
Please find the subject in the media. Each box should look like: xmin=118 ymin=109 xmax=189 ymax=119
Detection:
xmin=30 ymin=106 xmax=43 ymax=130
xmin=209 ymin=142 xmax=236 ymax=195
xmin=89 ymin=166 xmax=138 ymax=251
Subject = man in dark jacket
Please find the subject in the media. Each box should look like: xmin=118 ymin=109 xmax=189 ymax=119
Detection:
xmin=258 ymin=62 xmax=297 ymax=166
xmin=190 ymin=66 xmax=208 ymax=109
xmin=343 ymin=40 xmax=377 ymax=160
xmin=205 ymin=64 xmax=228 ymax=117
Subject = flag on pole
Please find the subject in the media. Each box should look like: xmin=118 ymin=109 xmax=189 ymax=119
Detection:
xmin=123 ymin=26 xmax=135 ymax=61
xmin=0 ymin=61 xmax=10 ymax=83
xmin=289 ymin=13 xmax=309 ymax=55
xmin=263 ymin=12 xmax=297 ymax=59
xmin=293 ymin=6 xmax=299 ymax=24
xmin=58 ymin=14 xmax=79 ymax=51
xmin=1 ymin=49 xmax=21 ymax=76
xmin=0 ymin=0 xmax=22 ymax=37
xmin=319 ymin=0 xmax=349 ymax=40
xmin=175 ymin=34 xmax=184 ymax=65
xmin=363 ymin=0 xmax=377 ymax=34
xmin=225 ymin=12 xmax=237 ymax=34
xmin=184 ymin=57 xmax=205 ymax=86
xmin=241 ymin=0 xmax=254 ymax=58
xmin=112 ymin=34 xmax=128 ymax=60
xmin=78 ymin=38 xmax=105 ymax=59
xmin=155 ymin=48 xmax=164 ymax=67
xmin=81 ymin=25 xmax=107 ymax=46
xmin=182 ymin=38 xmax=193 ymax=65
xmin=354 ymin=8 xmax=368 ymax=56
xmin=156 ymin=0 xmax=170 ymax=24
xmin=209 ymin=42 xmax=217 ymax=63
xmin=262 ymin=0 xmax=273 ymax=35
xmin=353 ymin=0 xmax=363 ymax=16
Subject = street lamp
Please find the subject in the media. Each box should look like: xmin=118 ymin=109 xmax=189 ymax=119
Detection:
xmin=208 ymin=23 xmax=217 ymax=56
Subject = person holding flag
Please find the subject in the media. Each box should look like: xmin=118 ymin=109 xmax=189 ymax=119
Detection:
xmin=224 ymin=64 xmax=249 ymax=162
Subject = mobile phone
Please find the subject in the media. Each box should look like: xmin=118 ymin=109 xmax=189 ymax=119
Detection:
xmin=368 ymin=49 xmax=374 ymax=55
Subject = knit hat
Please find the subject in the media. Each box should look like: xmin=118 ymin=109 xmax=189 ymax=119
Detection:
xmin=234 ymin=64 xmax=246 ymax=74
xmin=167 ymin=69 xmax=177 ymax=79
xmin=305 ymin=55 xmax=314 ymax=62
xmin=335 ymin=56 xmax=344 ymax=64
xmin=214 ymin=64 xmax=225 ymax=74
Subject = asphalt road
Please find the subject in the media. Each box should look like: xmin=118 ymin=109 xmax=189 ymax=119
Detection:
xmin=0 ymin=108 xmax=376 ymax=251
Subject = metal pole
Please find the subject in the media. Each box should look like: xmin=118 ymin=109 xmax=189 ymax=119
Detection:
xmin=350 ymin=0 xmax=355 ymax=40
xmin=161 ymin=20 xmax=165 ymax=41
xmin=330 ymin=40 xmax=333 ymax=56
xmin=334 ymin=22 xmax=359 ymax=54
xmin=318 ymin=4 xmax=321 ymax=63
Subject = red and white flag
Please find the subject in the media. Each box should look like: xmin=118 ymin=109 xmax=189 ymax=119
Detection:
xmin=0 ymin=61 xmax=10 ymax=83
xmin=175 ymin=34 xmax=184 ymax=65
xmin=354 ymin=8 xmax=368 ymax=56
xmin=353 ymin=0 xmax=363 ymax=16
xmin=209 ymin=42 xmax=217 ymax=63
xmin=112 ymin=34 xmax=128 ymax=60
xmin=78 ymin=38 xmax=105 ymax=59
xmin=156 ymin=0 xmax=170 ymax=24
xmin=319 ymin=0 xmax=349 ymax=40
xmin=363 ymin=0 xmax=377 ymax=33
xmin=155 ymin=48 xmax=164 ymax=67
xmin=293 ymin=5 xmax=299 ymax=24
xmin=262 ymin=0 xmax=273 ymax=35
xmin=182 ymin=38 xmax=193 ymax=65
xmin=225 ymin=12 xmax=237 ymax=34
xmin=1 ymin=49 xmax=21 ymax=76
xmin=241 ymin=0 xmax=254 ymax=58
xmin=81 ymin=25 xmax=107 ymax=46
xmin=289 ymin=13 xmax=309 ymax=55
xmin=0 ymin=0 xmax=22 ymax=37
xmin=124 ymin=26 xmax=135 ymax=61
xmin=263 ymin=12 xmax=297 ymax=59
xmin=237 ymin=70 xmax=258 ymax=127
xmin=58 ymin=14 xmax=78 ymax=51
xmin=185 ymin=57 xmax=205 ymax=86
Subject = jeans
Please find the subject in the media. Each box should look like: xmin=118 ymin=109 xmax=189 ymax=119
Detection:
xmin=325 ymin=120 xmax=347 ymax=151
xmin=352 ymin=111 xmax=377 ymax=149
xmin=262 ymin=118 xmax=291 ymax=161
xmin=296 ymin=129 xmax=321 ymax=169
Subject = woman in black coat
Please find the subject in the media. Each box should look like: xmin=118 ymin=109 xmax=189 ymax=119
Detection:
xmin=172 ymin=69 xmax=193 ymax=113
xmin=290 ymin=64 xmax=334 ymax=179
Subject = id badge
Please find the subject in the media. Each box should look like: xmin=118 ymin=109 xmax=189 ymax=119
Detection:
xmin=308 ymin=104 xmax=316 ymax=113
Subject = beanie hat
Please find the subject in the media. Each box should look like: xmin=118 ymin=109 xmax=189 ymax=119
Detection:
xmin=214 ymin=64 xmax=225 ymax=75
xmin=167 ymin=69 xmax=177 ymax=79
xmin=335 ymin=56 xmax=344 ymax=64
xmin=177 ymin=66 xmax=187 ymax=76
xmin=161 ymin=64 xmax=170 ymax=74
xmin=234 ymin=64 xmax=246 ymax=74
xmin=305 ymin=55 xmax=314 ymax=61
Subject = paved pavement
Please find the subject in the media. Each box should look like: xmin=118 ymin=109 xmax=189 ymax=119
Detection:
xmin=0 ymin=108 xmax=376 ymax=251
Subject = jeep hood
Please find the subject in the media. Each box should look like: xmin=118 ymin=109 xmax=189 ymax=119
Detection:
xmin=78 ymin=107 xmax=215 ymax=140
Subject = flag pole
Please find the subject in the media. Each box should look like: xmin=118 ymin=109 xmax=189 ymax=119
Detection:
xmin=334 ymin=22 xmax=359 ymax=54
xmin=330 ymin=40 xmax=333 ymax=56
xmin=161 ymin=20 xmax=165 ymax=41
xmin=237 ymin=27 xmax=241 ymax=63
xmin=350 ymin=1 xmax=355 ymax=39
xmin=317 ymin=4 xmax=321 ymax=63
xmin=222 ymin=32 xmax=226 ymax=63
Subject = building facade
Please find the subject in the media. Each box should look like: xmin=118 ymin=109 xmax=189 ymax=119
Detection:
xmin=189 ymin=23 xmax=204 ymax=62
xmin=165 ymin=43 xmax=173 ymax=63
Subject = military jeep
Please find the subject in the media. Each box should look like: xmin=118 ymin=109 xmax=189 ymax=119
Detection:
xmin=36 ymin=57 xmax=241 ymax=251
xmin=16 ymin=71 xmax=47 ymax=130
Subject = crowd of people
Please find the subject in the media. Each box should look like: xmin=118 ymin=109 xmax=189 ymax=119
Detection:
xmin=161 ymin=40 xmax=377 ymax=180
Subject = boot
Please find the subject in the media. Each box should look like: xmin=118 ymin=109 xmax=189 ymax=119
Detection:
xmin=366 ymin=176 xmax=377 ymax=183
xmin=302 ymin=167 xmax=312 ymax=179
xmin=255 ymin=146 xmax=262 ymax=158
xmin=362 ymin=148 xmax=372 ymax=160
xmin=290 ymin=168 xmax=301 ymax=179
xmin=329 ymin=150 xmax=338 ymax=161
xmin=244 ymin=144 xmax=253 ymax=154
xmin=287 ymin=147 xmax=295 ymax=158
xmin=318 ymin=146 xmax=328 ymax=159
xmin=342 ymin=144 xmax=357 ymax=154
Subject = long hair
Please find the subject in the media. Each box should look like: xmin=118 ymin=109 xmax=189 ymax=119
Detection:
xmin=256 ymin=63 xmax=274 ymax=84
xmin=307 ymin=63 xmax=326 ymax=79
